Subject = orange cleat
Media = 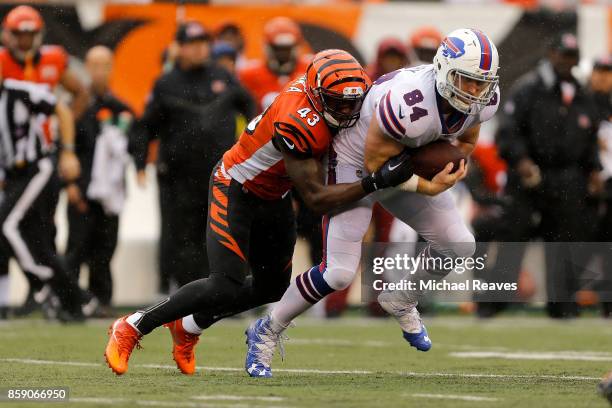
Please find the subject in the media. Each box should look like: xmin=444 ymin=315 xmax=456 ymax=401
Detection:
xmin=164 ymin=319 xmax=200 ymax=375
xmin=104 ymin=316 xmax=142 ymax=375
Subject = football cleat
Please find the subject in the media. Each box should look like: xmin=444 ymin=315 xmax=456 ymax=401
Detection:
xmin=104 ymin=316 xmax=142 ymax=375
xmin=378 ymin=294 xmax=432 ymax=352
xmin=164 ymin=319 xmax=200 ymax=375
xmin=402 ymin=326 xmax=432 ymax=352
xmin=245 ymin=316 xmax=285 ymax=378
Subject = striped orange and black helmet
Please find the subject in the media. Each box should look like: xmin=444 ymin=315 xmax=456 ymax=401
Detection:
xmin=305 ymin=49 xmax=371 ymax=129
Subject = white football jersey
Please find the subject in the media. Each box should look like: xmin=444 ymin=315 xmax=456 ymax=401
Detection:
xmin=333 ymin=64 xmax=500 ymax=169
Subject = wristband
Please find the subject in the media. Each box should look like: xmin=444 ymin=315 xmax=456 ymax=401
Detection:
xmin=399 ymin=174 xmax=419 ymax=192
xmin=361 ymin=175 xmax=378 ymax=194
xmin=62 ymin=143 xmax=75 ymax=152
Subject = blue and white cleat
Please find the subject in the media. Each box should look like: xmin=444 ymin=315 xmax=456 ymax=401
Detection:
xmin=378 ymin=293 xmax=432 ymax=352
xmin=245 ymin=316 xmax=285 ymax=378
xmin=402 ymin=325 xmax=432 ymax=351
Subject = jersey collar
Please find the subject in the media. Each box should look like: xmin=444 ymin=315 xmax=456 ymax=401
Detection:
xmin=434 ymin=87 xmax=467 ymax=135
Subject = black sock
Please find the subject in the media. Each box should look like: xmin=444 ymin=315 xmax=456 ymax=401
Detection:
xmin=135 ymin=274 xmax=242 ymax=335
xmin=192 ymin=276 xmax=257 ymax=329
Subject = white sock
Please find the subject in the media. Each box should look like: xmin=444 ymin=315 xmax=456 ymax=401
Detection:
xmin=125 ymin=312 xmax=144 ymax=334
xmin=182 ymin=314 xmax=203 ymax=335
xmin=270 ymin=280 xmax=313 ymax=333
xmin=0 ymin=275 xmax=9 ymax=307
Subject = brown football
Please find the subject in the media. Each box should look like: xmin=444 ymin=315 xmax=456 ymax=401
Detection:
xmin=408 ymin=140 xmax=466 ymax=181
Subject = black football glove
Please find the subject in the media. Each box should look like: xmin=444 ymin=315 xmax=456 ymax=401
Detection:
xmin=362 ymin=149 xmax=414 ymax=193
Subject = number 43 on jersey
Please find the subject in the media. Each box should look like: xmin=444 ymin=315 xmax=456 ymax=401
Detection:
xmin=297 ymin=108 xmax=320 ymax=126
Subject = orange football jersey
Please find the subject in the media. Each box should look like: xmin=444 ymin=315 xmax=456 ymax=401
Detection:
xmin=223 ymin=75 xmax=333 ymax=200
xmin=239 ymin=56 xmax=311 ymax=113
xmin=0 ymin=45 xmax=67 ymax=88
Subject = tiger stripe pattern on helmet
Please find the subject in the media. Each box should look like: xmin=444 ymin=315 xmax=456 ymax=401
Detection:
xmin=305 ymin=49 xmax=371 ymax=128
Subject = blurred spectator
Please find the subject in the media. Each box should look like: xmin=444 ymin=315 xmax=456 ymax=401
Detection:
xmin=367 ymin=37 xmax=409 ymax=81
xmin=495 ymin=32 xmax=602 ymax=318
xmin=212 ymin=41 xmax=238 ymax=74
xmin=215 ymin=21 xmax=247 ymax=70
xmin=0 ymin=4 xmax=89 ymax=317
xmin=239 ymin=16 xmax=311 ymax=112
xmin=65 ymin=46 xmax=134 ymax=318
xmin=408 ymin=26 xmax=442 ymax=66
xmin=592 ymin=55 xmax=612 ymax=318
xmin=130 ymin=21 xmax=254 ymax=290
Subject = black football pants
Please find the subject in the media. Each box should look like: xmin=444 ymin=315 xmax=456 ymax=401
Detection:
xmin=0 ymin=158 xmax=82 ymax=315
xmin=134 ymin=161 xmax=296 ymax=335
xmin=65 ymin=200 xmax=119 ymax=306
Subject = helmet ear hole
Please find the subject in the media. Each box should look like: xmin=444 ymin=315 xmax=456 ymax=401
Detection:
xmin=437 ymin=63 xmax=441 ymax=69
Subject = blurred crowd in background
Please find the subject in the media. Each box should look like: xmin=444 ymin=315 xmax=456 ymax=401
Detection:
xmin=0 ymin=1 xmax=610 ymax=322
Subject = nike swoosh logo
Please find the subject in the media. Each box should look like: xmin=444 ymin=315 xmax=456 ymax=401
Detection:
xmin=388 ymin=162 xmax=402 ymax=171
xmin=283 ymin=138 xmax=295 ymax=149
xmin=398 ymin=105 xmax=405 ymax=119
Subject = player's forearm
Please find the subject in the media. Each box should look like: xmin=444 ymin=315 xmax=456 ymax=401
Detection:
xmin=365 ymin=151 xmax=391 ymax=174
xmin=61 ymin=70 xmax=90 ymax=120
xmin=70 ymin=88 xmax=90 ymax=120
xmin=299 ymin=180 xmax=366 ymax=215
xmin=56 ymin=102 xmax=75 ymax=147
xmin=364 ymin=119 xmax=404 ymax=173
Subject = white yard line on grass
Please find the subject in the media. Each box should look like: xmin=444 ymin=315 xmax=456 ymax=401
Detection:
xmin=409 ymin=393 xmax=499 ymax=402
xmin=70 ymin=397 xmax=289 ymax=408
xmin=450 ymin=351 xmax=612 ymax=362
xmin=192 ymin=395 xmax=285 ymax=402
xmin=289 ymin=338 xmax=390 ymax=347
xmin=0 ymin=358 xmax=602 ymax=381
xmin=435 ymin=343 xmax=511 ymax=351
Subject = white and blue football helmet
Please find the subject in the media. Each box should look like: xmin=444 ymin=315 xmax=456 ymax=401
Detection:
xmin=433 ymin=28 xmax=499 ymax=115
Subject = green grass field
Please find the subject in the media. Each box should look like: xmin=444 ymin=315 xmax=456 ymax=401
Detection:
xmin=0 ymin=315 xmax=610 ymax=408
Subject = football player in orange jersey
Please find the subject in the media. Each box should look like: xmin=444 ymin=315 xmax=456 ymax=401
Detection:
xmin=239 ymin=17 xmax=312 ymax=113
xmin=0 ymin=5 xmax=88 ymax=118
xmin=104 ymin=49 xmax=417 ymax=376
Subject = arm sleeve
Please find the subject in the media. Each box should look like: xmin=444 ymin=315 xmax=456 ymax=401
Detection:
xmin=128 ymin=80 xmax=165 ymax=170
xmin=495 ymin=84 xmax=531 ymax=166
xmin=273 ymin=114 xmax=319 ymax=160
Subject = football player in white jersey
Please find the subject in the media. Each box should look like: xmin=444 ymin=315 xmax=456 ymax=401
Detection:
xmin=245 ymin=28 xmax=501 ymax=377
